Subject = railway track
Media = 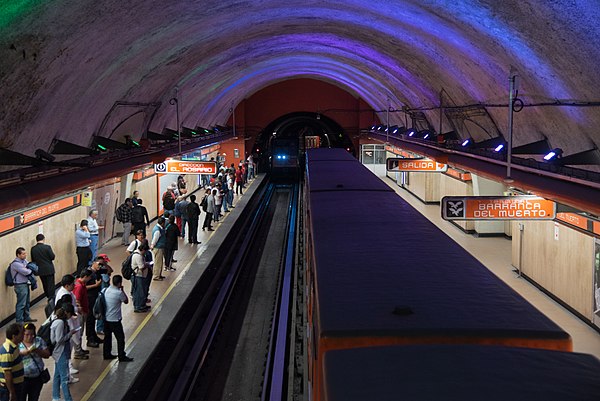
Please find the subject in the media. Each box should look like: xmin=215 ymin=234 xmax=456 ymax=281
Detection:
xmin=125 ymin=181 xmax=300 ymax=401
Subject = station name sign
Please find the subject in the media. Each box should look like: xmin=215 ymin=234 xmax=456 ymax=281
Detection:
xmin=154 ymin=160 xmax=217 ymax=175
xmin=386 ymin=158 xmax=448 ymax=172
xmin=442 ymin=196 xmax=556 ymax=220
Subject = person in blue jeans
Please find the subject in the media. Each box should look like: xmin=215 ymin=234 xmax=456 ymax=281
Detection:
xmin=50 ymin=304 xmax=77 ymax=401
xmin=10 ymin=247 xmax=34 ymax=324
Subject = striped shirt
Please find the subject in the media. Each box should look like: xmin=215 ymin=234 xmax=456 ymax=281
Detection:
xmin=0 ymin=339 xmax=25 ymax=385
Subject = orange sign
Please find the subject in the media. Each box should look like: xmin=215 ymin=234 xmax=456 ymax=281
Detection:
xmin=154 ymin=160 xmax=217 ymax=175
xmin=387 ymin=158 xmax=448 ymax=172
xmin=0 ymin=195 xmax=80 ymax=236
xmin=442 ymin=196 xmax=556 ymax=220
xmin=556 ymin=213 xmax=589 ymax=230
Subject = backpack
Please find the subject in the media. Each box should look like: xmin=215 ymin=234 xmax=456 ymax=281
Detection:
xmin=163 ymin=192 xmax=175 ymax=210
xmin=93 ymin=289 xmax=107 ymax=319
xmin=121 ymin=254 xmax=134 ymax=280
xmin=121 ymin=241 xmax=139 ymax=280
xmin=131 ymin=205 xmax=145 ymax=223
xmin=5 ymin=264 xmax=15 ymax=287
xmin=38 ymin=317 xmax=57 ymax=353
xmin=200 ymin=196 xmax=208 ymax=212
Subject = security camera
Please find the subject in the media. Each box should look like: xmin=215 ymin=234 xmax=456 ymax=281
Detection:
xmin=35 ymin=148 xmax=56 ymax=162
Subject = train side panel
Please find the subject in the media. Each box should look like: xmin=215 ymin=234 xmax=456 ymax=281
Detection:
xmin=322 ymin=345 xmax=600 ymax=401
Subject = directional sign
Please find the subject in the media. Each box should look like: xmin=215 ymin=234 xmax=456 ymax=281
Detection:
xmin=154 ymin=160 xmax=217 ymax=175
xmin=386 ymin=158 xmax=448 ymax=172
xmin=442 ymin=196 xmax=556 ymax=220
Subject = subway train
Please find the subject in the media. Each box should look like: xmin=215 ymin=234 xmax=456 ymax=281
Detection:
xmin=269 ymin=137 xmax=300 ymax=177
xmin=303 ymin=148 xmax=600 ymax=401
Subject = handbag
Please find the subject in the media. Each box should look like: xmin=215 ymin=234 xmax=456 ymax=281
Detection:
xmin=39 ymin=368 xmax=51 ymax=384
xmin=31 ymin=349 xmax=51 ymax=383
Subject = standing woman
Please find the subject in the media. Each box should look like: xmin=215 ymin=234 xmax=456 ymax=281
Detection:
xmin=19 ymin=323 xmax=51 ymax=401
xmin=50 ymin=305 xmax=77 ymax=401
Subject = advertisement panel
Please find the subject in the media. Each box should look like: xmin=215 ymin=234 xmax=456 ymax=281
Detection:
xmin=386 ymin=157 xmax=448 ymax=172
xmin=442 ymin=196 xmax=556 ymax=221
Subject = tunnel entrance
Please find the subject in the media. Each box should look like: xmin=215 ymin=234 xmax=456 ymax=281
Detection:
xmin=254 ymin=111 xmax=354 ymax=155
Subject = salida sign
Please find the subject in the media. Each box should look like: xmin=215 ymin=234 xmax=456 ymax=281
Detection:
xmin=386 ymin=158 xmax=448 ymax=172
xmin=442 ymin=196 xmax=556 ymax=221
xmin=154 ymin=160 xmax=217 ymax=175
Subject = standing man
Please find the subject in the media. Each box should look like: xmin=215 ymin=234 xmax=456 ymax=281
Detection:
xmin=103 ymin=275 xmax=133 ymax=362
xmin=0 ymin=323 xmax=25 ymax=401
xmin=87 ymin=210 xmax=104 ymax=262
xmin=186 ymin=195 xmax=200 ymax=244
xmin=75 ymin=220 xmax=91 ymax=276
xmin=30 ymin=234 xmax=56 ymax=304
xmin=85 ymin=258 xmax=105 ymax=348
xmin=10 ymin=248 xmax=34 ymax=324
xmin=150 ymin=217 xmax=166 ymax=281
xmin=116 ymin=198 xmax=133 ymax=246
xmin=131 ymin=199 xmax=150 ymax=237
xmin=176 ymin=196 xmax=190 ymax=239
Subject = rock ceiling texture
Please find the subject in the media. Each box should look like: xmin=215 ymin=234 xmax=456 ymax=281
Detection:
xmin=1 ymin=0 xmax=600 ymax=163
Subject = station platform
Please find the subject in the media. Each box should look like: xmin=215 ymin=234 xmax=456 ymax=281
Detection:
xmin=1 ymin=175 xmax=263 ymax=401
xmin=3 ymin=170 xmax=600 ymax=401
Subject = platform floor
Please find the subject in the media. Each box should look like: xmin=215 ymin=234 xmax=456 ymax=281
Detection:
xmin=3 ymin=171 xmax=600 ymax=401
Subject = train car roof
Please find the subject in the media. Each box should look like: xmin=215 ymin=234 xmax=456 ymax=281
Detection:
xmin=306 ymin=152 xmax=393 ymax=193
xmin=308 ymin=189 xmax=568 ymax=339
xmin=323 ymin=345 xmax=600 ymax=401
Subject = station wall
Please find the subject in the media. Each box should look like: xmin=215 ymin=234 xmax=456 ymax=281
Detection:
xmin=514 ymin=220 xmax=595 ymax=319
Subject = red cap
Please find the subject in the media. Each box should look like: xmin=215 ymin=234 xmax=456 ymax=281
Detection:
xmin=98 ymin=254 xmax=111 ymax=262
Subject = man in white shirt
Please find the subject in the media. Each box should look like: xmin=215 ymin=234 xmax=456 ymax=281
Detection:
xmin=87 ymin=210 xmax=104 ymax=261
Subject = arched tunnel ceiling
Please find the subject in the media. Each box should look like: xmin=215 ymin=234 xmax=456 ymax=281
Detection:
xmin=1 ymin=0 xmax=600 ymax=166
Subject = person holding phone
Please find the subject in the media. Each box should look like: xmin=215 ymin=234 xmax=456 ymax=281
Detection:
xmin=19 ymin=323 xmax=51 ymax=401
xmin=50 ymin=304 xmax=78 ymax=401
xmin=102 ymin=275 xmax=133 ymax=362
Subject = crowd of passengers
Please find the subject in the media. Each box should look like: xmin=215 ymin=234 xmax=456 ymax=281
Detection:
xmin=0 ymin=157 xmax=256 ymax=401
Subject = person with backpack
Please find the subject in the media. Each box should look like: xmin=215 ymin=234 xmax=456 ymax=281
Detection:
xmin=131 ymin=199 xmax=150 ymax=238
xmin=50 ymin=304 xmax=78 ymax=401
xmin=115 ymin=198 xmax=133 ymax=246
xmin=19 ymin=322 xmax=51 ymax=401
xmin=131 ymin=243 xmax=150 ymax=313
xmin=10 ymin=247 xmax=34 ymax=324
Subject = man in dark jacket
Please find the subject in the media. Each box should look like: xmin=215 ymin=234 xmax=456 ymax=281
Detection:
xmin=131 ymin=199 xmax=150 ymax=237
xmin=186 ymin=194 xmax=201 ymax=244
xmin=30 ymin=234 xmax=56 ymax=303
